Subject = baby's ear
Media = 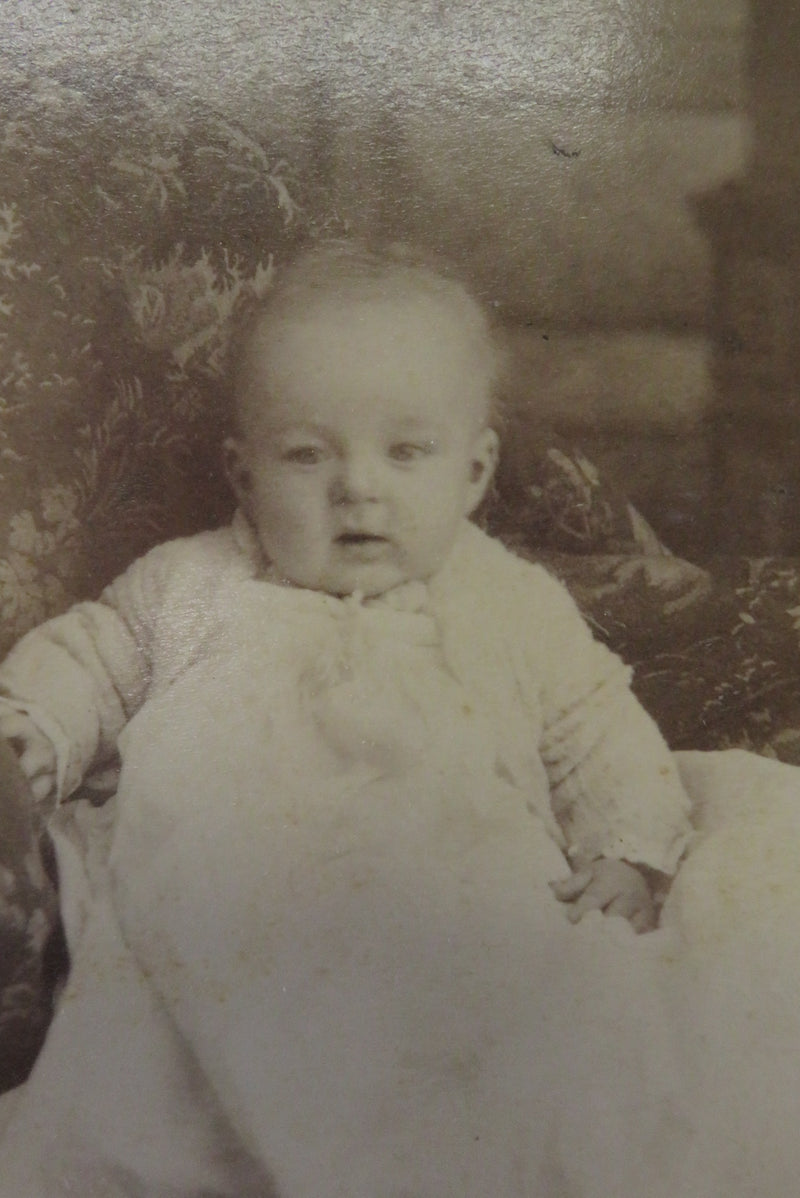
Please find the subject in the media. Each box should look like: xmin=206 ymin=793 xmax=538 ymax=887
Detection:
xmin=223 ymin=438 xmax=252 ymax=504
xmin=465 ymin=427 xmax=499 ymax=514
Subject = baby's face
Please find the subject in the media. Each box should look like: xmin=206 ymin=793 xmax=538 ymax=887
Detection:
xmin=226 ymin=292 xmax=498 ymax=597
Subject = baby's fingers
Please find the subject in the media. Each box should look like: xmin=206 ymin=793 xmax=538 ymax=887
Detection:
xmin=0 ymin=709 xmax=39 ymax=749
xmin=29 ymin=772 xmax=56 ymax=803
xmin=19 ymin=738 xmax=53 ymax=775
xmin=5 ymin=730 xmax=57 ymax=801
xmin=606 ymin=893 xmax=657 ymax=933
xmin=549 ymin=869 xmax=593 ymax=903
xmin=564 ymin=887 xmax=610 ymax=923
xmin=562 ymin=868 xmax=631 ymax=923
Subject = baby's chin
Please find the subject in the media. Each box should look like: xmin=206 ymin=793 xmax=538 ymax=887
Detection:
xmin=322 ymin=566 xmax=416 ymax=600
xmin=282 ymin=561 xmax=422 ymax=600
xmin=265 ymin=537 xmax=454 ymax=599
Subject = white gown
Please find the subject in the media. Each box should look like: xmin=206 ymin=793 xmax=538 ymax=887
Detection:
xmin=0 ymin=583 xmax=799 ymax=1198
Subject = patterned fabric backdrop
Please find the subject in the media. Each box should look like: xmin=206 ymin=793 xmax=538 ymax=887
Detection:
xmin=0 ymin=69 xmax=313 ymax=651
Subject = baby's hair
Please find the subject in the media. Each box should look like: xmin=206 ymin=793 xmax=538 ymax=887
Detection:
xmin=226 ymin=239 xmax=506 ymax=433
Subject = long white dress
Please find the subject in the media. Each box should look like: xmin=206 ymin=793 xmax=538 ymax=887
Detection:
xmin=0 ymin=521 xmax=798 ymax=1196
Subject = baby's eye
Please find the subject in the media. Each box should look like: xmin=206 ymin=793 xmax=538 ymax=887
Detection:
xmin=388 ymin=441 xmax=435 ymax=463
xmin=282 ymin=445 xmax=326 ymax=465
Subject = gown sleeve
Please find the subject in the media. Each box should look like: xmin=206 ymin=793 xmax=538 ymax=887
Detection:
xmin=0 ymin=540 xmax=176 ymax=800
xmin=524 ymin=563 xmax=692 ymax=875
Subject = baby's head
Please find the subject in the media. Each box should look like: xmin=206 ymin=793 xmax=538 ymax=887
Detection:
xmin=225 ymin=241 xmax=501 ymax=597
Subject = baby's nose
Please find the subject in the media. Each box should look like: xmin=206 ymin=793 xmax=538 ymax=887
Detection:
xmin=331 ymin=453 xmax=384 ymax=503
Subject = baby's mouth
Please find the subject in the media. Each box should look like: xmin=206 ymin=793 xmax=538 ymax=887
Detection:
xmin=336 ymin=531 xmax=388 ymax=545
xmin=335 ymin=532 xmax=390 ymax=556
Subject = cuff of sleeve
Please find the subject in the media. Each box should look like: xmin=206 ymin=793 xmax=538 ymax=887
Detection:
xmin=565 ymin=823 xmax=692 ymax=878
xmin=552 ymin=735 xmax=694 ymax=878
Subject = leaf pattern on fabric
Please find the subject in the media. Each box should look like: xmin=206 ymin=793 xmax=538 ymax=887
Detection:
xmin=0 ymin=71 xmax=309 ymax=659
xmin=540 ymin=552 xmax=800 ymax=763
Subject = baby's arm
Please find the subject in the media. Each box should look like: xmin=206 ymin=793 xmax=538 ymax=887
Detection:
xmin=543 ymin=690 xmax=691 ymax=934
xmin=0 ymin=541 xmax=174 ymax=804
xmin=526 ymin=567 xmax=692 ymax=930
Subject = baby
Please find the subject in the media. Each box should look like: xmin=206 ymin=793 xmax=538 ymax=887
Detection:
xmin=0 ymin=240 xmax=690 ymax=920
xmin=0 ymin=242 xmax=713 ymax=1197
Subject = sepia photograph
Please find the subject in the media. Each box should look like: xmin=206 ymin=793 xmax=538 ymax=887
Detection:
xmin=0 ymin=1 xmax=799 ymax=1194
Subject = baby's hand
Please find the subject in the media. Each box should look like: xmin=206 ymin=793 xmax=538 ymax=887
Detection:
xmin=0 ymin=709 xmax=57 ymax=803
xmin=550 ymin=857 xmax=657 ymax=934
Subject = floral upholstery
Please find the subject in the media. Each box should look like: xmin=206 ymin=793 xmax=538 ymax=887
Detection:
xmin=488 ymin=431 xmax=800 ymax=761
xmin=2 ymin=68 xmax=800 ymax=1093
xmin=0 ymin=70 xmax=309 ymax=656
